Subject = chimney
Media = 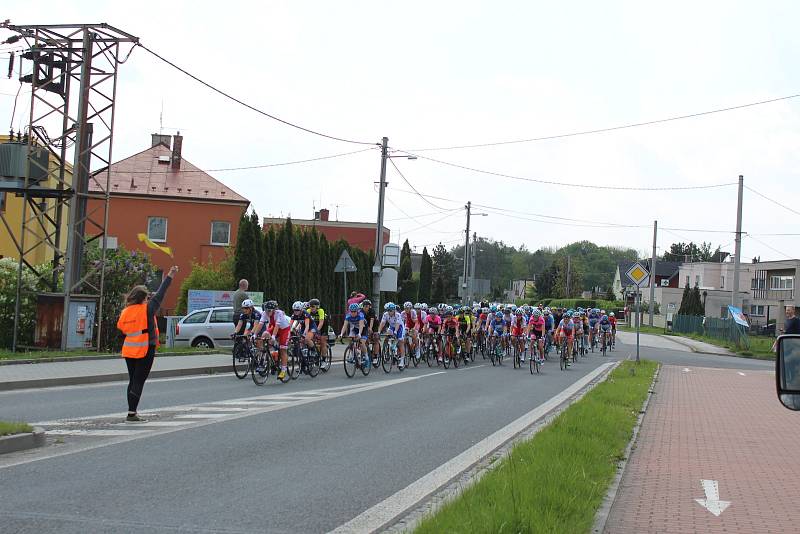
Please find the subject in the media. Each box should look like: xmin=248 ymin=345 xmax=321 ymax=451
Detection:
xmin=319 ymin=208 xmax=329 ymax=221
xmin=151 ymin=133 xmax=171 ymax=148
xmin=171 ymin=132 xmax=183 ymax=170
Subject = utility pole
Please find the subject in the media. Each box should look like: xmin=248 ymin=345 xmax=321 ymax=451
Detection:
xmin=462 ymin=201 xmax=471 ymax=305
xmin=649 ymin=220 xmax=657 ymax=326
xmin=566 ymin=255 xmax=571 ymax=297
xmin=731 ymin=175 xmax=744 ymax=308
xmin=372 ymin=137 xmax=389 ymax=313
xmin=469 ymin=231 xmax=477 ymax=304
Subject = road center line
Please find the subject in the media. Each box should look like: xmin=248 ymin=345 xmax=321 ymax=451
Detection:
xmin=330 ymin=362 xmax=616 ymax=534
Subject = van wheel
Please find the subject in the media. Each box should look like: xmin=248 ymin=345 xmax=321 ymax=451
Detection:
xmin=192 ymin=337 xmax=214 ymax=349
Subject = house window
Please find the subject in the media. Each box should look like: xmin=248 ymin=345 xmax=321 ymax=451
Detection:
xmin=685 ymin=275 xmax=690 ymax=287
xmin=147 ymin=216 xmax=168 ymax=242
xmin=751 ymin=278 xmax=766 ymax=290
xmin=750 ymin=305 xmax=766 ymax=317
xmin=695 ymin=275 xmax=701 ymax=286
xmin=210 ymin=221 xmax=231 ymax=246
xmin=770 ymin=275 xmax=794 ymax=290
xmin=720 ymin=276 xmax=725 ymax=289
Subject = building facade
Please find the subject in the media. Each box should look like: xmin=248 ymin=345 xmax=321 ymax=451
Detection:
xmin=87 ymin=134 xmax=249 ymax=314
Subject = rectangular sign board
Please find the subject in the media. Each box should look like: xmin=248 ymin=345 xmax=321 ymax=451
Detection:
xmin=188 ymin=290 xmax=263 ymax=313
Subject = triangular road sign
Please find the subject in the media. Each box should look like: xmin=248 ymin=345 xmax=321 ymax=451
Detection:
xmin=334 ymin=249 xmax=358 ymax=273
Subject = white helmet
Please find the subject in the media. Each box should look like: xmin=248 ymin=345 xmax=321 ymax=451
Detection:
xmin=404 ymin=301 xmax=413 ymax=309
xmin=292 ymin=301 xmax=304 ymax=311
xmin=242 ymin=299 xmax=254 ymax=308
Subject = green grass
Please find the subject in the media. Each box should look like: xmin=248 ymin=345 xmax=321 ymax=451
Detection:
xmin=0 ymin=421 xmax=33 ymax=437
xmin=680 ymin=332 xmax=775 ymax=360
xmin=618 ymin=323 xmax=667 ymax=336
xmin=0 ymin=345 xmax=213 ymax=362
xmin=414 ymin=360 xmax=658 ymax=534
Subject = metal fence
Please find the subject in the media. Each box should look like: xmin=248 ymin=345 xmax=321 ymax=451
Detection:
xmin=672 ymin=314 xmax=750 ymax=350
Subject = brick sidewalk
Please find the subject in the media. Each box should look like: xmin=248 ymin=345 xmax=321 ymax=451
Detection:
xmin=605 ymin=365 xmax=800 ymax=533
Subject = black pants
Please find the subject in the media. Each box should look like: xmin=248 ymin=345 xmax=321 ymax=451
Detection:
xmin=125 ymin=346 xmax=156 ymax=413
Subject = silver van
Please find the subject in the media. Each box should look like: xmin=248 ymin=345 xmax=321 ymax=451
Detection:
xmin=174 ymin=307 xmax=235 ymax=349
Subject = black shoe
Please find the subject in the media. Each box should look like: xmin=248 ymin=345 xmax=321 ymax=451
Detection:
xmin=126 ymin=414 xmax=146 ymax=423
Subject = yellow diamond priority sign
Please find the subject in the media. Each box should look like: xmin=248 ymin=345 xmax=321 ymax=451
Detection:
xmin=626 ymin=262 xmax=650 ymax=288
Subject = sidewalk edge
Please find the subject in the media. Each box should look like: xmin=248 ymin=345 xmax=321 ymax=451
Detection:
xmin=0 ymin=426 xmax=45 ymax=455
xmin=0 ymin=365 xmax=231 ymax=392
xmin=660 ymin=334 xmax=734 ymax=356
xmin=592 ymin=362 xmax=661 ymax=534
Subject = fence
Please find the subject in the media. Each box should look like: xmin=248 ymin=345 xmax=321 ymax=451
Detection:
xmin=672 ymin=314 xmax=750 ymax=351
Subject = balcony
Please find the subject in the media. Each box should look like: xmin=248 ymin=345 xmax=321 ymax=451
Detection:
xmin=751 ymin=288 xmax=795 ymax=302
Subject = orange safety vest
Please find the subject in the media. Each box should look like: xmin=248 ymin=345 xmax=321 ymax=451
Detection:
xmin=117 ymin=303 xmax=159 ymax=358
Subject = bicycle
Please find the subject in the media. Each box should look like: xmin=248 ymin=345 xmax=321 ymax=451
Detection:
xmin=288 ymin=334 xmax=319 ymax=379
xmin=442 ymin=333 xmax=459 ymax=369
xmin=251 ymin=339 xmax=291 ymax=385
xmin=512 ymin=334 xmax=526 ymax=369
xmin=381 ymin=333 xmax=404 ymax=373
xmin=600 ymin=328 xmax=611 ymax=357
xmin=423 ymin=332 xmax=441 ymax=367
xmin=231 ymin=334 xmax=253 ymax=379
xmin=405 ymin=333 xmax=420 ymax=367
xmin=343 ymin=336 xmax=371 ymax=378
xmin=559 ymin=337 xmax=571 ymax=371
xmin=529 ymin=337 xmax=541 ymax=374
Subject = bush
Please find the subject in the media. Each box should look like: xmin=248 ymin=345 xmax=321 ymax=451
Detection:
xmin=175 ymin=254 xmax=235 ymax=315
xmin=0 ymin=258 xmax=40 ymax=349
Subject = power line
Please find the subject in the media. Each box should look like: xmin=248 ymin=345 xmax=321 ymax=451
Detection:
xmin=744 ymin=185 xmax=800 ymax=217
xmin=139 ymin=43 xmax=377 ymax=147
xmin=407 ymin=93 xmax=800 ymax=152
xmin=385 ymin=197 xmax=460 ymax=234
xmin=385 ymin=209 xmax=457 ymax=222
xmin=747 ymin=235 xmax=794 ymax=260
xmin=119 ymin=147 xmax=376 ymax=174
xmin=388 ymin=158 xmax=454 ymax=211
xmin=401 ymin=151 xmax=737 ymax=191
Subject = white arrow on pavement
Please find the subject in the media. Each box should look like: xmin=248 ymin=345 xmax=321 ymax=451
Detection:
xmin=695 ymin=479 xmax=731 ymax=516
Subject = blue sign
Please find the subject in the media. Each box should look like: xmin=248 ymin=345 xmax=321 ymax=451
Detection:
xmin=728 ymin=305 xmax=750 ymax=328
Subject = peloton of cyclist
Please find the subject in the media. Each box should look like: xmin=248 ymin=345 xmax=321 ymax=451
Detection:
xmin=378 ymin=302 xmax=406 ymax=369
xmin=339 ymin=302 xmax=370 ymax=367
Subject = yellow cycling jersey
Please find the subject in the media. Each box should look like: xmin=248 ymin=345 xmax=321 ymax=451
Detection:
xmin=306 ymin=307 xmax=326 ymax=325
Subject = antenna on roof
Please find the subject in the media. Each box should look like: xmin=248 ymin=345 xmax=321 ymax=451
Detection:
xmin=159 ymin=99 xmax=164 ymax=135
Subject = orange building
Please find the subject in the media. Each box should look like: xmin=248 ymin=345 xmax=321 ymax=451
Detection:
xmin=263 ymin=209 xmax=390 ymax=253
xmin=88 ymin=134 xmax=249 ymax=313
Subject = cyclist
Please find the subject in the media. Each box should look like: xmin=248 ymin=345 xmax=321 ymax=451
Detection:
xmin=609 ymin=312 xmax=617 ymax=346
xmin=339 ymin=303 xmax=369 ymax=367
xmin=457 ymin=307 xmax=473 ymax=356
xmin=510 ymin=308 xmax=527 ymax=361
xmin=401 ymin=302 xmax=418 ymax=362
xmin=378 ymin=302 xmax=406 ymax=369
xmin=527 ymin=308 xmax=546 ymax=363
xmin=232 ymin=299 xmax=261 ymax=336
xmin=289 ymin=301 xmax=311 ymax=352
xmin=574 ymin=310 xmax=585 ymax=355
xmin=305 ymin=298 xmax=326 ymax=355
xmin=423 ymin=305 xmax=443 ymax=358
xmin=251 ymin=300 xmax=290 ymax=380
xmin=414 ymin=303 xmax=428 ymax=360
xmin=599 ymin=312 xmax=612 ymax=352
xmin=588 ymin=308 xmax=600 ymax=348
xmin=440 ymin=307 xmax=460 ymax=363
xmin=360 ymin=299 xmax=381 ymax=365
xmin=555 ymin=310 xmax=575 ymax=365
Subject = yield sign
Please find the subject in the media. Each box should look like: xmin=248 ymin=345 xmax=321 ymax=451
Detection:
xmin=626 ymin=261 xmax=650 ymax=288
xmin=695 ymin=479 xmax=731 ymax=517
xmin=334 ymin=249 xmax=358 ymax=273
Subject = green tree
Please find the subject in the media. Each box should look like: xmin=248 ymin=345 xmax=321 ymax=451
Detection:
xmin=677 ymin=283 xmax=692 ymax=315
xmin=418 ymin=247 xmax=433 ymax=303
xmin=535 ymin=262 xmax=559 ymax=299
xmin=432 ymin=243 xmax=458 ymax=299
xmin=250 ymin=211 xmax=266 ymax=292
xmin=663 ymin=242 xmax=718 ymax=262
xmin=432 ymin=276 xmax=446 ymax=303
xmin=690 ymin=284 xmax=705 ymax=316
xmin=0 ymin=258 xmax=42 ymax=349
xmin=397 ymin=239 xmax=415 ymax=303
xmin=233 ymin=211 xmax=259 ymax=290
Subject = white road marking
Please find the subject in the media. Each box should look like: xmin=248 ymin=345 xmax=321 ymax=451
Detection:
xmin=330 ymin=362 xmax=617 ymax=534
xmin=459 ymin=364 xmax=487 ymax=371
xmin=47 ymin=429 xmax=145 ymax=437
xmin=737 ymin=371 xmax=746 ymax=376
xmin=695 ymin=479 xmax=731 ymax=516
xmin=183 ymin=406 xmax=249 ymax=412
xmin=114 ymin=421 xmax=188 ymax=427
xmin=3 ymin=371 xmax=445 ymax=469
xmin=214 ymin=400 xmax=289 ymax=406
xmin=174 ymin=413 xmax=240 ymax=419
xmin=683 ymin=368 xmax=691 ymax=372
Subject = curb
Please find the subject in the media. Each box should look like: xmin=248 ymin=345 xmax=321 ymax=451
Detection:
xmin=0 ymin=426 xmax=46 ymax=455
xmin=0 ymin=365 xmax=232 ymax=392
xmin=592 ymin=361 xmax=661 ymax=534
xmin=0 ymin=351 xmax=219 ymax=366
xmin=659 ymin=334 xmax=735 ymax=356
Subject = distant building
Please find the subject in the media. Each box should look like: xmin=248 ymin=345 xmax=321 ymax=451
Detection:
xmin=263 ymin=208 xmax=390 ymax=254
xmin=88 ymin=134 xmax=250 ymax=314
xmin=613 ymin=260 xmax=681 ymax=301
xmin=506 ymin=278 xmax=536 ymax=301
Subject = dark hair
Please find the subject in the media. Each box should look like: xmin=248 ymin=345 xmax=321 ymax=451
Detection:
xmin=126 ymin=285 xmax=149 ymax=305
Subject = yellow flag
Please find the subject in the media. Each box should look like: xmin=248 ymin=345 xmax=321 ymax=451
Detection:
xmin=137 ymin=233 xmax=174 ymax=258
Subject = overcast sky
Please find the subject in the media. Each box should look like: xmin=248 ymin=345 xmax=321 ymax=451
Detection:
xmin=2 ymin=1 xmax=798 ymax=263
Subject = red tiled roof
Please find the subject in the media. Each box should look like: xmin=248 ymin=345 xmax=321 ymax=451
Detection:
xmin=90 ymin=144 xmax=248 ymax=204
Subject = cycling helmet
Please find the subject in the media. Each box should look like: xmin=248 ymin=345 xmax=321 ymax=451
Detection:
xmin=510 ymin=304 xmax=517 ymax=311
xmin=600 ymin=309 xmax=606 ymax=315
xmin=444 ymin=309 xmax=453 ymax=317
xmin=348 ymin=303 xmax=360 ymax=312
xmin=503 ymin=308 xmax=512 ymax=314
xmin=458 ymin=307 xmax=465 ymax=314
xmin=264 ymin=300 xmax=278 ymax=310
xmin=429 ymin=306 xmax=439 ymax=314
xmin=490 ymin=305 xmax=497 ymax=313
xmin=421 ymin=303 xmax=428 ymax=311
xmin=482 ymin=307 xmax=489 ymax=314
xmin=610 ymin=312 xmax=615 ymax=317
xmin=544 ymin=307 xmax=551 ymax=313
xmin=291 ymin=301 xmax=304 ymax=311
xmin=242 ymin=299 xmax=254 ymax=308
xmin=361 ymin=299 xmax=372 ymax=307
xmin=308 ymin=298 xmax=320 ymax=307
xmin=413 ymin=302 xmax=421 ymax=309
xmin=386 ymin=302 xmax=397 ymax=312
xmin=515 ymin=308 xmax=523 ymax=315
xmin=533 ymin=309 xmax=542 ymax=317
xmin=404 ymin=301 xmax=413 ymax=309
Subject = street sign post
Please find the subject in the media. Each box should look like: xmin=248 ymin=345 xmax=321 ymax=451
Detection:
xmin=626 ymin=262 xmax=651 ymax=363
xmin=334 ymin=250 xmax=358 ymax=312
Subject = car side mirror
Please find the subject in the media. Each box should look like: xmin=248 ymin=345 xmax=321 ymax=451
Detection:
xmin=776 ymin=334 xmax=800 ymax=410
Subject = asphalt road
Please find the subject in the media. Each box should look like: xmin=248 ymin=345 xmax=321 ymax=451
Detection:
xmin=0 ymin=335 xmax=773 ymax=533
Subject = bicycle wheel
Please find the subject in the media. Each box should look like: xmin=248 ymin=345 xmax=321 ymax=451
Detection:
xmin=288 ymin=347 xmax=302 ymax=380
xmin=452 ymin=344 xmax=460 ymax=368
xmin=360 ymin=347 xmax=371 ymax=376
xmin=530 ymin=353 xmax=540 ymax=374
xmin=233 ymin=343 xmax=250 ymax=379
xmin=382 ymin=345 xmax=394 ymax=373
xmin=410 ymin=341 xmax=420 ymax=367
xmin=442 ymin=342 xmax=451 ymax=369
xmin=343 ymin=345 xmax=356 ymax=378
xmin=252 ymin=351 xmax=270 ymax=385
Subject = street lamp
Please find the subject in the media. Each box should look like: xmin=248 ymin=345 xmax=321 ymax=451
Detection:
xmin=702 ymin=290 xmax=708 ymax=315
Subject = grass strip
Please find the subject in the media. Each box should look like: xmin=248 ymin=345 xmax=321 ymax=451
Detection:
xmin=618 ymin=324 xmax=774 ymax=359
xmin=415 ymin=360 xmax=658 ymax=534
xmin=0 ymin=421 xmax=33 ymax=437
xmin=0 ymin=346 xmax=213 ymax=362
